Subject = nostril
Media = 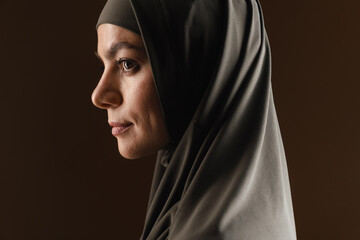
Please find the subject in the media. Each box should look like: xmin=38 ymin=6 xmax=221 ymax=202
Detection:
xmin=101 ymin=103 xmax=114 ymax=109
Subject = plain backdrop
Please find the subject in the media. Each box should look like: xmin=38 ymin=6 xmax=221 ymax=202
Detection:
xmin=0 ymin=0 xmax=359 ymax=239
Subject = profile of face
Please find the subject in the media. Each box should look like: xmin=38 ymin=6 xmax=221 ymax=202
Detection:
xmin=92 ymin=24 xmax=170 ymax=159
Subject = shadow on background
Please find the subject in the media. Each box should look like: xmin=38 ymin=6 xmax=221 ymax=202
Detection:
xmin=0 ymin=0 xmax=359 ymax=239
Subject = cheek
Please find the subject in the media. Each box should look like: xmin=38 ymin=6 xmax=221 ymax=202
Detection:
xmin=122 ymin=70 xmax=170 ymax=156
xmin=130 ymin=72 xmax=161 ymax=128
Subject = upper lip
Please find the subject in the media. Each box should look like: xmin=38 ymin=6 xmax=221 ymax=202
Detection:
xmin=109 ymin=121 xmax=132 ymax=127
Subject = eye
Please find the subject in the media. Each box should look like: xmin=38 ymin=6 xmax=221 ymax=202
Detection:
xmin=115 ymin=59 xmax=139 ymax=73
xmin=123 ymin=60 xmax=135 ymax=70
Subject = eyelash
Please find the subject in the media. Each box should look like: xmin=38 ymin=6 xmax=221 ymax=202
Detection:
xmin=114 ymin=58 xmax=139 ymax=73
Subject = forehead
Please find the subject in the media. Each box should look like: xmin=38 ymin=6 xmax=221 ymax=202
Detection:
xmin=97 ymin=24 xmax=144 ymax=54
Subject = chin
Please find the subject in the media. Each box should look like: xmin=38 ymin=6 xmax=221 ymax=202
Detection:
xmin=117 ymin=145 xmax=136 ymax=160
xmin=116 ymin=141 xmax=151 ymax=160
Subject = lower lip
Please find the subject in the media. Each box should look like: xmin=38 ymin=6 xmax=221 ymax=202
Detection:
xmin=111 ymin=124 xmax=132 ymax=136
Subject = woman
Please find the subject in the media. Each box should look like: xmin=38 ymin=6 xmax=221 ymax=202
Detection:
xmin=92 ymin=0 xmax=297 ymax=239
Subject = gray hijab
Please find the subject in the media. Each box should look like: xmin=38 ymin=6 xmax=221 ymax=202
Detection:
xmin=96 ymin=0 xmax=139 ymax=34
xmin=97 ymin=0 xmax=297 ymax=239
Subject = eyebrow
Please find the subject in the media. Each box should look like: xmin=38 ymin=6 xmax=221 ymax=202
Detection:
xmin=95 ymin=41 xmax=143 ymax=61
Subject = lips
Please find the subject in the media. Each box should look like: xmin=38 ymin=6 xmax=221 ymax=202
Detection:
xmin=109 ymin=121 xmax=133 ymax=135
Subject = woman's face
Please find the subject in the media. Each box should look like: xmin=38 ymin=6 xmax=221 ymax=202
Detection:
xmin=92 ymin=24 xmax=170 ymax=159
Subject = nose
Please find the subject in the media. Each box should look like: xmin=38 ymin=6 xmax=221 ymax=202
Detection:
xmin=91 ymin=72 xmax=122 ymax=109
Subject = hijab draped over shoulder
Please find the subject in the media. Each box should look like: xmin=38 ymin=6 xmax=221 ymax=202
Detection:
xmin=97 ymin=0 xmax=297 ymax=239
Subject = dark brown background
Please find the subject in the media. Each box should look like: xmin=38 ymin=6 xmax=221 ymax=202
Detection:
xmin=0 ymin=0 xmax=359 ymax=239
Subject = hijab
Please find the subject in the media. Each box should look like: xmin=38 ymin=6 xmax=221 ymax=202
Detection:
xmin=97 ymin=0 xmax=297 ymax=239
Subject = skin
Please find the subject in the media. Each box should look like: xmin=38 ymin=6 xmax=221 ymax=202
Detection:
xmin=92 ymin=24 xmax=170 ymax=159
